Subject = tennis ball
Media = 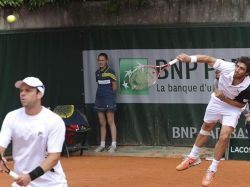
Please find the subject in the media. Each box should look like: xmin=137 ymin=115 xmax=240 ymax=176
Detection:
xmin=6 ymin=15 xmax=16 ymax=23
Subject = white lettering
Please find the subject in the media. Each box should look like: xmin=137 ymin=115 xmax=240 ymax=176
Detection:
xmin=172 ymin=126 xmax=199 ymax=139
xmin=172 ymin=127 xmax=248 ymax=139
xmin=237 ymin=128 xmax=245 ymax=138
xmin=98 ymin=80 xmax=111 ymax=84
xmin=190 ymin=127 xmax=197 ymax=138
xmin=231 ymin=147 xmax=235 ymax=153
xmin=230 ymin=146 xmax=250 ymax=153
xmin=181 ymin=127 xmax=189 ymax=138
xmin=172 ymin=127 xmax=180 ymax=138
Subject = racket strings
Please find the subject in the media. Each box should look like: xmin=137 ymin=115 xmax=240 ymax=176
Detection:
xmin=53 ymin=105 xmax=74 ymax=118
xmin=129 ymin=66 xmax=158 ymax=90
xmin=0 ymin=155 xmax=10 ymax=173
xmin=127 ymin=61 xmax=174 ymax=90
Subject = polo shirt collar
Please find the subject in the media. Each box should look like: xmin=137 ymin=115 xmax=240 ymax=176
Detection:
xmin=228 ymin=71 xmax=250 ymax=90
xmin=100 ymin=65 xmax=109 ymax=73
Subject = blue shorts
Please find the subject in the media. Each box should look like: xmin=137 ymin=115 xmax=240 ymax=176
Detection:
xmin=94 ymin=97 xmax=116 ymax=112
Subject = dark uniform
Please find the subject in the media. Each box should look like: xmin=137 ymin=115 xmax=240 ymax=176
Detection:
xmin=95 ymin=66 xmax=117 ymax=112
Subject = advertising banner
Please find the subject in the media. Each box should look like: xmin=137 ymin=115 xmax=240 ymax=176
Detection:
xmin=228 ymin=138 xmax=250 ymax=160
xmin=82 ymin=26 xmax=250 ymax=145
xmin=83 ymin=48 xmax=249 ymax=104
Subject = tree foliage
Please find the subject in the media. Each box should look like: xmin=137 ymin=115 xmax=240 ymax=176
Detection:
xmin=0 ymin=0 xmax=68 ymax=9
xmin=0 ymin=0 xmax=150 ymax=10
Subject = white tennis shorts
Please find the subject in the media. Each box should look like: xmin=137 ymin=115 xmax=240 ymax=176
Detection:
xmin=203 ymin=94 xmax=242 ymax=128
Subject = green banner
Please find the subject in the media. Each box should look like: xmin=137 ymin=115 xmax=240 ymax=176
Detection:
xmin=82 ymin=25 xmax=250 ymax=146
xmin=228 ymin=138 xmax=250 ymax=160
xmin=0 ymin=29 xmax=84 ymax=125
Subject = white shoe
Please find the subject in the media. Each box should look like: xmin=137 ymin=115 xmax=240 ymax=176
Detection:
xmin=176 ymin=156 xmax=201 ymax=171
xmin=94 ymin=146 xmax=106 ymax=152
xmin=108 ymin=146 xmax=117 ymax=153
xmin=201 ymin=169 xmax=215 ymax=187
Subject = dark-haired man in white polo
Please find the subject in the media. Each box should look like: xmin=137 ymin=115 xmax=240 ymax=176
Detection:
xmin=175 ymin=54 xmax=250 ymax=187
xmin=0 ymin=77 xmax=68 ymax=187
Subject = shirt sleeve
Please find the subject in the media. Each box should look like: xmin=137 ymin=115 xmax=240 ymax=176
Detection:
xmin=102 ymin=72 xmax=116 ymax=81
xmin=47 ymin=115 xmax=66 ymax=153
xmin=0 ymin=113 xmax=13 ymax=148
xmin=109 ymin=69 xmax=117 ymax=81
xmin=234 ymin=87 xmax=250 ymax=104
xmin=213 ymin=59 xmax=235 ymax=74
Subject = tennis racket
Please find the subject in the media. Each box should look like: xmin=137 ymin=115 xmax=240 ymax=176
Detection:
xmin=53 ymin=105 xmax=74 ymax=118
xmin=129 ymin=59 xmax=178 ymax=90
xmin=0 ymin=154 xmax=19 ymax=179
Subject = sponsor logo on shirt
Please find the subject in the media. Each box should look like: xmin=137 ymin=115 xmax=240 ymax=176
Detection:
xmin=243 ymin=99 xmax=249 ymax=103
xmin=38 ymin=131 xmax=43 ymax=136
xmin=98 ymin=80 xmax=111 ymax=84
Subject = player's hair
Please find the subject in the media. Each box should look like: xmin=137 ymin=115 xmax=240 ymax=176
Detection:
xmin=236 ymin=56 xmax=250 ymax=75
xmin=98 ymin=53 xmax=109 ymax=60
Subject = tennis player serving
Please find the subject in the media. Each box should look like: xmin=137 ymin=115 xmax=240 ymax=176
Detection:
xmin=0 ymin=77 xmax=68 ymax=187
xmin=175 ymin=54 xmax=250 ymax=187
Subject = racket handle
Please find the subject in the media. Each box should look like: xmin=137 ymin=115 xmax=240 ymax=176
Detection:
xmin=169 ymin=59 xmax=178 ymax=65
xmin=9 ymin=171 xmax=19 ymax=179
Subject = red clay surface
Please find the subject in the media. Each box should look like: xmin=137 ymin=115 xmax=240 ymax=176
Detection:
xmin=1 ymin=156 xmax=250 ymax=187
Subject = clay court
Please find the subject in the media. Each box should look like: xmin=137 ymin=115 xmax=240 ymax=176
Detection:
xmin=0 ymin=153 xmax=250 ymax=187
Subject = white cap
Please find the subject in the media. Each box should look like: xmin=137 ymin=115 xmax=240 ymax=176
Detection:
xmin=15 ymin=77 xmax=45 ymax=95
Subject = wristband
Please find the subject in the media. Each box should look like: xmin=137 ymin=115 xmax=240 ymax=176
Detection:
xmin=190 ymin=55 xmax=197 ymax=63
xmin=29 ymin=166 xmax=45 ymax=181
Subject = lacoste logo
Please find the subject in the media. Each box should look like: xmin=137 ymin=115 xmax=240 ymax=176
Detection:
xmin=243 ymin=99 xmax=248 ymax=103
xmin=38 ymin=132 xmax=43 ymax=136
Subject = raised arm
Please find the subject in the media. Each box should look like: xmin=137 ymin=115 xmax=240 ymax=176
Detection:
xmin=176 ymin=53 xmax=217 ymax=67
xmin=215 ymin=90 xmax=246 ymax=108
xmin=223 ymin=98 xmax=246 ymax=108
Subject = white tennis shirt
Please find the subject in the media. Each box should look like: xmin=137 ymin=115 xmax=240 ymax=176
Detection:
xmin=0 ymin=107 xmax=67 ymax=187
xmin=213 ymin=59 xmax=250 ymax=100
